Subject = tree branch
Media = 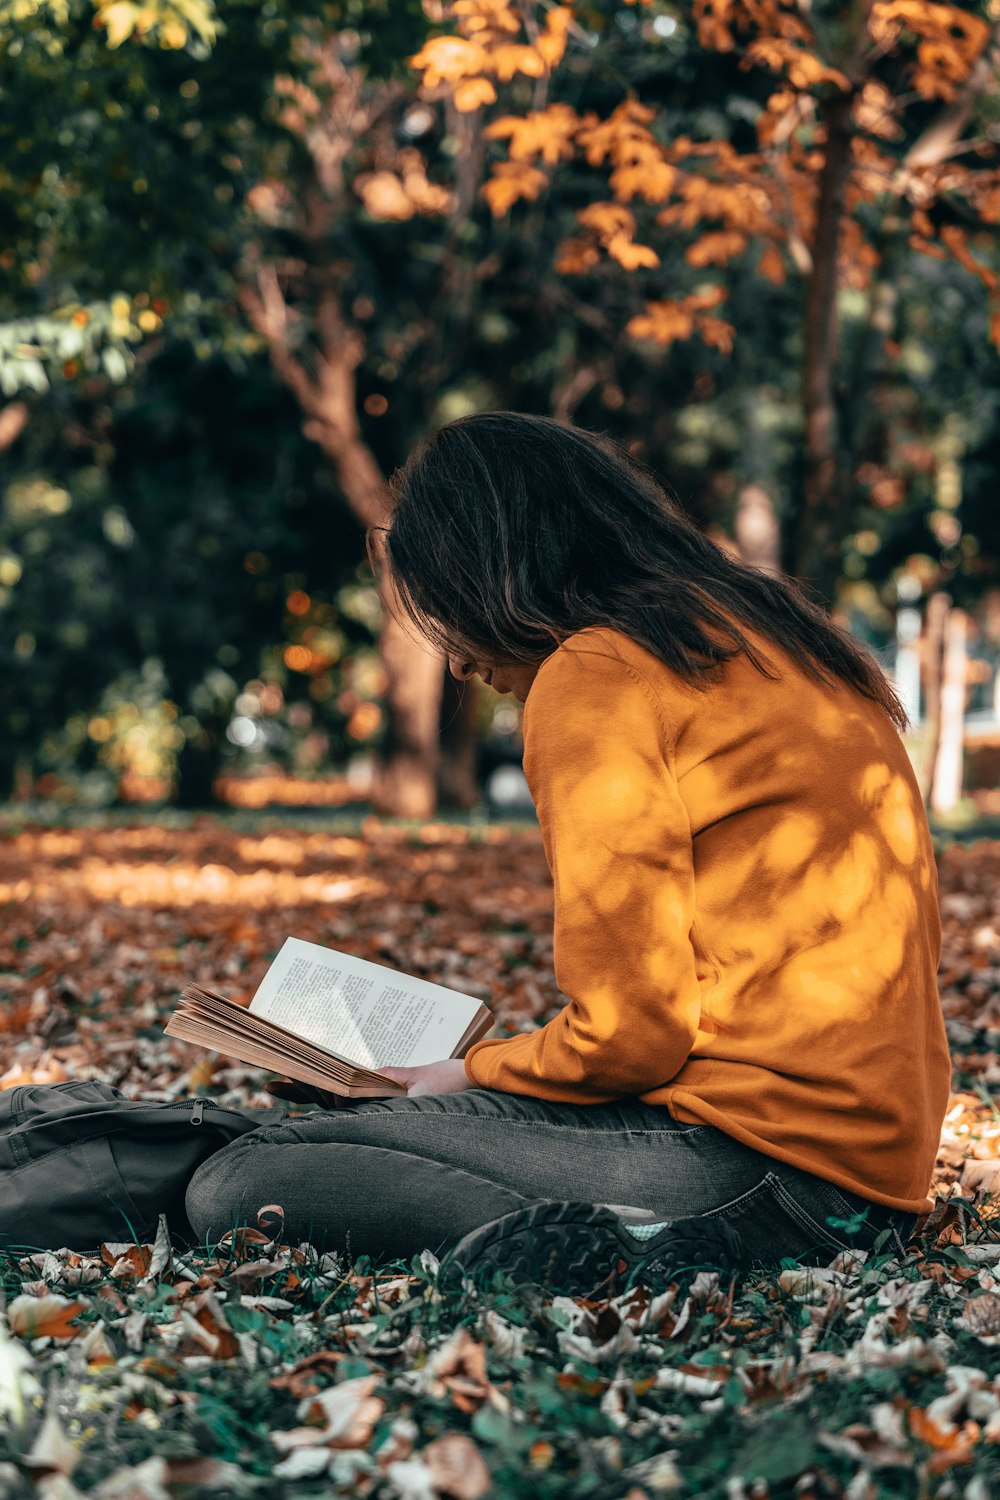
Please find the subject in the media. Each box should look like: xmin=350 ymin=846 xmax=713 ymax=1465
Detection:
xmin=237 ymin=267 xmax=319 ymax=420
xmin=0 ymin=400 xmax=29 ymax=452
xmin=901 ymin=20 xmax=1000 ymax=176
xmin=552 ymin=362 xmax=602 ymax=423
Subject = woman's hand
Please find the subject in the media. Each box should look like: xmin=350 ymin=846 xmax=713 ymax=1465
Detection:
xmin=379 ymin=1059 xmax=473 ymax=1097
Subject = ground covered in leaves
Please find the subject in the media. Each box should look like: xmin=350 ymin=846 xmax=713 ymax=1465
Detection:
xmin=1 ymin=818 xmax=999 ymax=1498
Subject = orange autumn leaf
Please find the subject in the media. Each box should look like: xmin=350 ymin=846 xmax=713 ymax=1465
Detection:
xmin=909 ymin=1406 xmax=980 ymax=1469
xmin=757 ymin=241 xmax=787 ymax=284
xmin=627 ymin=290 xmax=734 ymax=352
xmin=659 ymin=175 xmax=777 ymax=237
xmin=358 ymin=167 xmax=452 ymax=220
xmin=101 ymin=1242 xmax=153 ymax=1279
xmin=176 ymin=1291 xmax=239 ymax=1359
xmin=491 ymin=43 xmax=546 ymax=82
xmin=409 ymin=35 xmax=489 ymax=88
xmin=575 ymin=101 xmax=658 ymax=169
xmin=699 ymin=314 xmax=736 ymax=353
xmin=685 ymin=230 xmax=749 ymax=267
xmin=268 ymin=1349 xmax=346 ymax=1400
xmin=939 ymin=225 xmax=999 ymax=293
xmin=453 ymin=76 xmax=497 ymax=111
xmin=854 ymin=79 xmax=904 ymax=140
xmin=1 ymin=1059 xmax=68 ymax=1090
xmin=8 ymin=1293 xmax=88 ymax=1341
xmin=686 ymin=285 xmax=729 ymax=312
xmin=692 ymin=0 xmax=739 ymax=51
xmin=870 ymin=2 xmax=990 ymax=100
xmin=909 ymin=233 xmax=949 ymax=261
xmin=411 ymin=1 xmax=564 ymax=103
xmin=627 ymin=300 xmax=696 ymax=345
xmin=556 ymin=1370 xmax=610 ymax=1395
xmin=607 ymin=234 xmax=660 ymax=270
xmin=535 ymin=5 xmax=573 ymax=70
xmin=553 ymin=237 xmax=600 ymax=274
xmin=744 ymin=37 xmax=850 ymax=91
xmin=0 ymin=997 xmax=34 ymax=1032
xmin=610 ymin=158 xmax=678 ymax=204
xmin=484 ymin=105 xmax=579 ymax=165
xmin=577 ymin=200 xmax=636 ymax=242
xmin=481 ymin=161 xmax=547 ymax=214
xmin=451 ymin=0 xmax=520 ymax=35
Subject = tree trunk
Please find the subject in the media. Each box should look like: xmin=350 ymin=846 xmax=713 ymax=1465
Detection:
xmin=370 ymin=609 xmax=444 ymax=818
xmin=930 ymin=606 xmax=968 ymax=816
xmin=235 ymin=42 xmax=494 ymax=822
xmin=437 ymin=672 xmax=482 ymax=811
xmin=305 ymin=302 xmax=453 ymax=819
xmin=241 ymin=273 xmax=453 ymax=817
xmin=789 ymin=86 xmax=857 ymax=600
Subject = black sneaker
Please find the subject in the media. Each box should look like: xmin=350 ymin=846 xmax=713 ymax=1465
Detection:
xmin=442 ymin=1199 xmax=746 ymax=1297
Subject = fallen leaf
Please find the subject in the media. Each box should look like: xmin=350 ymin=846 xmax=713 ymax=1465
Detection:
xmin=25 ymin=1408 xmax=80 ymax=1477
xmin=7 ymin=1294 xmax=88 ymax=1341
xmin=426 ymin=1327 xmax=507 ymax=1413
xmin=91 ymin=1455 xmax=171 ymax=1499
xmin=422 ymin=1433 xmax=492 ymax=1498
xmin=0 ymin=1323 xmax=38 ymax=1423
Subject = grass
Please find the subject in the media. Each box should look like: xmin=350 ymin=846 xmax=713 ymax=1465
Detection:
xmin=1 ymin=818 xmax=998 ymax=1497
xmin=2 ymin=1203 xmax=1000 ymax=1498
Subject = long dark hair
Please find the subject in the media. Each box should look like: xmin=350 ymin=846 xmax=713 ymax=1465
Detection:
xmin=374 ymin=411 xmax=907 ymax=730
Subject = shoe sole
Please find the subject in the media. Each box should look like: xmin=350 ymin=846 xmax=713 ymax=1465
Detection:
xmin=443 ymin=1199 xmax=745 ymax=1297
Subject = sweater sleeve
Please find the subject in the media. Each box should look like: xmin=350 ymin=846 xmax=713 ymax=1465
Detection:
xmin=463 ymin=637 xmax=703 ymax=1102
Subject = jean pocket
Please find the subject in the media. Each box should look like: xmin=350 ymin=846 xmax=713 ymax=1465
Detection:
xmin=702 ymin=1171 xmax=856 ymax=1267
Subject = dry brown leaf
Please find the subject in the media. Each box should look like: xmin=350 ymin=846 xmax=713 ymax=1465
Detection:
xmin=427 ymin=1327 xmax=506 ymax=1414
xmin=7 ymin=1294 xmax=88 ymax=1342
xmin=422 ymin=1433 xmax=492 ymax=1499
xmin=24 ymin=1409 xmax=80 ymax=1477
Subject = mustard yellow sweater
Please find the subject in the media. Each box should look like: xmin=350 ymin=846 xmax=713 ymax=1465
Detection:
xmin=464 ymin=625 xmax=950 ymax=1215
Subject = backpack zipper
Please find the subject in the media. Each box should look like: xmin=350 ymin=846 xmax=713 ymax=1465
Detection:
xmin=11 ymin=1094 xmax=279 ymax=1140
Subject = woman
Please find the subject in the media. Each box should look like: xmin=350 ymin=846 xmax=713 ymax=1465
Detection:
xmin=185 ymin=413 xmax=950 ymax=1289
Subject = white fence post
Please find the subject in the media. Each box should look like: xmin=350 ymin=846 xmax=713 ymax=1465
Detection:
xmin=930 ymin=607 xmax=968 ymax=815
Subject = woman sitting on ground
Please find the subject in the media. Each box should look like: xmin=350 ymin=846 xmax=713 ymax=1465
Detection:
xmin=186 ymin=412 xmax=949 ymax=1289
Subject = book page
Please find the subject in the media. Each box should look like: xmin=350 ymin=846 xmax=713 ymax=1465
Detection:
xmin=248 ymin=937 xmax=485 ymax=1067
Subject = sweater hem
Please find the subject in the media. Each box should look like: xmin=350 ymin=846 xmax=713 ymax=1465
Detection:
xmin=661 ymin=1088 xmax=935 ymax=1217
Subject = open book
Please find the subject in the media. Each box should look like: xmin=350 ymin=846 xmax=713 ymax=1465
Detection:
xmin=164 ymin=936 xmax=494 ymax=1100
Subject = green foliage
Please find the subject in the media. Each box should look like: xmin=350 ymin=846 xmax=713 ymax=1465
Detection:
xmin=2 ymin=1218 xmax=1000 ymax=1498
xmin=0 ymin=301 xmax=144 ymax=396
xmin=1 ymin=0 xmax=997 ymax=796
xmin=0 ymin=0 xmax=430 ymax=354
xmin=0 ymin=346 xmax=381 ymax=801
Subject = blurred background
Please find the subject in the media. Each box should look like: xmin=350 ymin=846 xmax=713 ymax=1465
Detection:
xmin=2 ymin=0 xmax=998 ymax=828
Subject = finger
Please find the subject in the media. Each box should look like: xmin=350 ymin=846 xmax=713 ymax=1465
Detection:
xmin=378 ymin=1067 xmax=411 ymax=1084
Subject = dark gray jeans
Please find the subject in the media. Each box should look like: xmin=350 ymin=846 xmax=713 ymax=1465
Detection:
xmin=184 ymin=1089 xmax=917 ymax=1266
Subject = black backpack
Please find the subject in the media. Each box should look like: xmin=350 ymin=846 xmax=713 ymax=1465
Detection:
xmin=0 ymin=1080 xmax=286 ymax=1254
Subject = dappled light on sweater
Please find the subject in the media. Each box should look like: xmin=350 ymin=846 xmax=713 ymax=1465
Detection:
xmin=464 ymin=626 xmax=951 ymax=1216
xmin=860 ymin=762 xmax=922 ymax=867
